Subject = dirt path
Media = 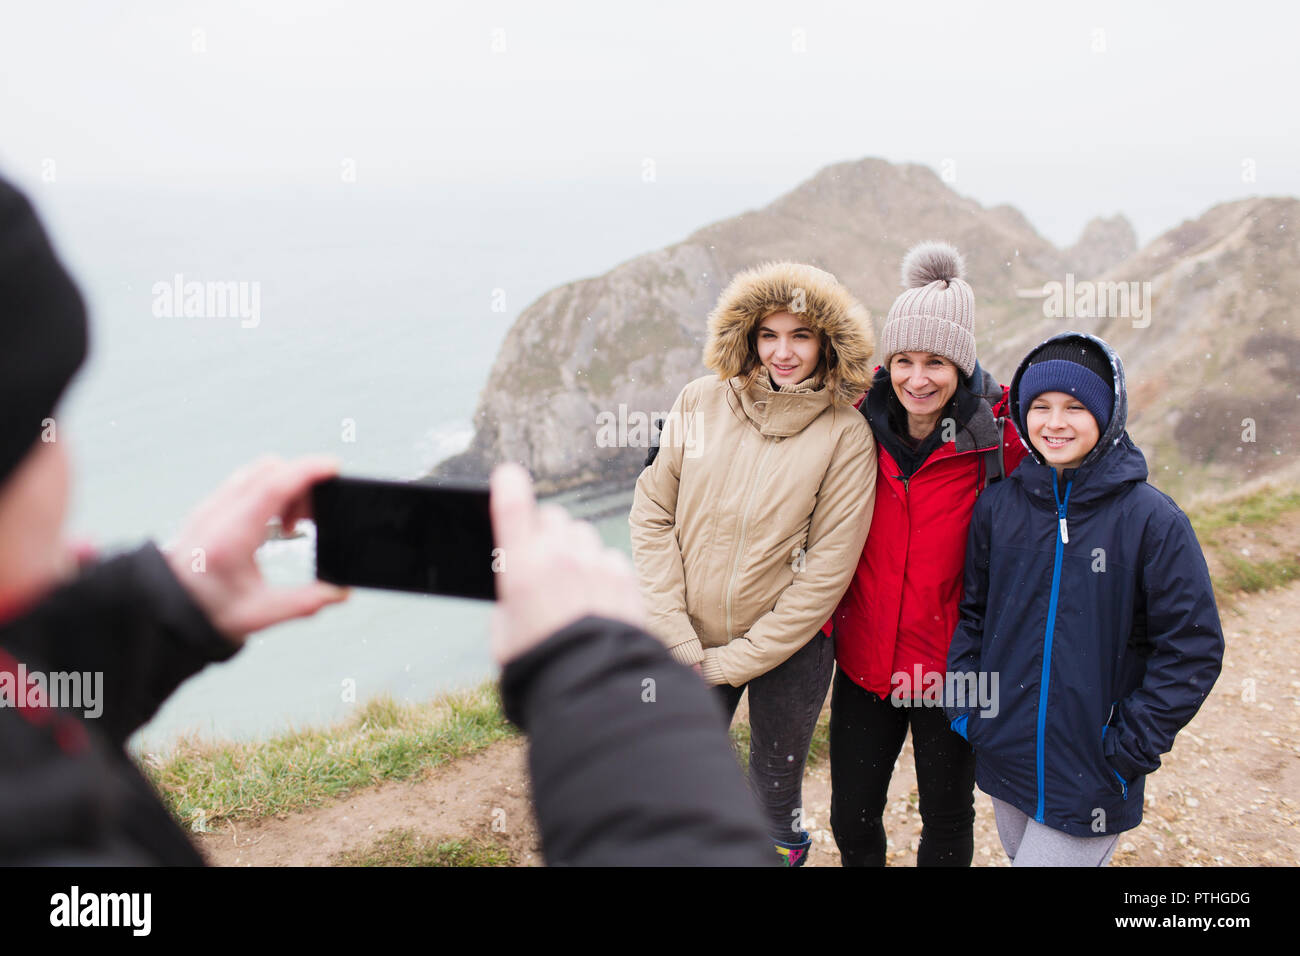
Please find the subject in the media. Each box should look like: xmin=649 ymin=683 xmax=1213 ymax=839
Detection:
xmin=197 ymin=738 xmax=543 ymax=866
xmin=198 ymin=581 xmax=1300 ymax=867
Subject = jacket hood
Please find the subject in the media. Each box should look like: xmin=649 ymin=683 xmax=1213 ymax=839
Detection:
xmin=1009 ymin=331 xmax=1145 ymax=506
xmin=703 ymin=261 xmax=875 ymax=407
xmin=1009 ymin=331 xmax=1130 ymax=471
xmin=961 ymin=360 xmax=1009 ymax=452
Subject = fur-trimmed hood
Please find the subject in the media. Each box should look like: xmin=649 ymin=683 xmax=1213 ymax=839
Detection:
xmin=702 ymin=261 xmax=875 ymax=406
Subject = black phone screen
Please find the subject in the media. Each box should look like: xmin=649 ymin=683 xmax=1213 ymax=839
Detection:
xmin=311 ymin=476 xmax=495 ymax=600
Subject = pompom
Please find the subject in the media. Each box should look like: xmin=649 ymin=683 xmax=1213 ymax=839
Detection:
xmin=901 ymin=241 xmax=965 ymax=289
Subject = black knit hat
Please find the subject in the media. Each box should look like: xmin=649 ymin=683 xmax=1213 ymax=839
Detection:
xmin=0 ymin=176 xmax=88 ymax=488
xmin=1017 ymin=339 xmax=1114 ymax=435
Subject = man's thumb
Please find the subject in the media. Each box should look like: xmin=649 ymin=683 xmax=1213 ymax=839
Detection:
xmin=236 ymin=583 xmax=350 ymax=637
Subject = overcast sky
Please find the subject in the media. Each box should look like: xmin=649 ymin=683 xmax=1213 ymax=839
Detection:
xmin=2 ymin=0 xmax=1296 ymax=247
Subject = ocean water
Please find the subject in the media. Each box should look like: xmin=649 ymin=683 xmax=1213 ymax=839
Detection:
xmin=24 ymin=177 xmax=771 ymax=750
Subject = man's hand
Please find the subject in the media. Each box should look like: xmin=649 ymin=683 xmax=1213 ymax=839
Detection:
xmin=165 ymin=455 xmax=350 ymax=643
xmin=488 ymin=463 xmax=646 ymax=667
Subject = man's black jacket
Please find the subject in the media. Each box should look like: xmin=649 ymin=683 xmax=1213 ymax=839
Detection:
xmin=1 ymin=549 xmax=772 ymax=865
xmin=0 ymin=545 xmax=234 ymax=864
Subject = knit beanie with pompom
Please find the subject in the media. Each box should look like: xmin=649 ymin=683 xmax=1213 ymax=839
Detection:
xmin=877 ymin=241 xmax=976 ymax=378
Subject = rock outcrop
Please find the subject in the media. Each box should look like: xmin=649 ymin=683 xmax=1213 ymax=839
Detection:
xmin=1064 ymin=214 xmax=1139 ymax=278
xmin=434 ymin=157 xmax=1299 ymax=500
xmin=435 ymin=158 xmax=1067 ymax=493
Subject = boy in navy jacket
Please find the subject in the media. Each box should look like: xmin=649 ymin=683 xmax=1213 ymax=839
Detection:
xmin=944 ymin=332 xmax=1223 ymax=866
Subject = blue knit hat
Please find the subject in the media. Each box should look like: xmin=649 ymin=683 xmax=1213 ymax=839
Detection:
xmin=1017 ymin=341 xmax=1114 ymax=435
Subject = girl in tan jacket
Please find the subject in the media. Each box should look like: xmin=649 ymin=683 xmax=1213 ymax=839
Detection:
xmin=629 ymin=261 xmax=878 ymax=865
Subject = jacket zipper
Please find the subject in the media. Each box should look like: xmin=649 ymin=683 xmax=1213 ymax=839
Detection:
xmin=891 ymin=473 xmax=911 ymax=643
xmin=1035 ymin=475 xmax=1073 ymax=823
xmin=1102 ymin=700 xmax=1129 ymax=800
xmin=887 ymin=443 xmax=981 ymax=651
xmin=724 ymin=437 xmax=776 ymax=639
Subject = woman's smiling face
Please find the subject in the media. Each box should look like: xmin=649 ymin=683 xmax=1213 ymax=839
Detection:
xmin=889 ymin=352 xmax=958 ymax=419
xmin=756 ymin=311 xmax=820 ymax=387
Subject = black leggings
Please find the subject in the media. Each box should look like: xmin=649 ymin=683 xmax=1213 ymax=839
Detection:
xmin=714 ymin=631 xmax=834 ymax=843
xmin=828 ymin=665 xmax=976 ymax=866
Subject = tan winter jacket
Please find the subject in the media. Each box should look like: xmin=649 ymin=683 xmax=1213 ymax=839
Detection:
xmin=629 ymin=262 xmax=878 ymax=687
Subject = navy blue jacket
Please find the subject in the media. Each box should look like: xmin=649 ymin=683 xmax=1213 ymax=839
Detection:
xmin=944 ymin=332 xmax=1223 ymax=838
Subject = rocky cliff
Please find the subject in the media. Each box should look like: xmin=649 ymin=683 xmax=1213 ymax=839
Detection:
xmin=1064 ymin=214 xmax=1139 ymax=278
xmin=1046 ymin=196 xmax=1300 ymax=496
xmin=433 ymin=157 xmax=1298 ymax=500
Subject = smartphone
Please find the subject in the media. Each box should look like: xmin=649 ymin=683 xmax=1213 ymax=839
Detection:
xmin=311 ymin=476 xmax=496 ymax=600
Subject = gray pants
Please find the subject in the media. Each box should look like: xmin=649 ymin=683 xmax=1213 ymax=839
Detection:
xmin=715 ymin=631 xmax=835 ymax=842
xmin=991 ymin=796 xmax=1120 ymax=867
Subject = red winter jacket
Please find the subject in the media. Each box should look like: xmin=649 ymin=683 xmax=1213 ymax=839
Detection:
xmin=824 ymin=364 xmax=1027 ymax=699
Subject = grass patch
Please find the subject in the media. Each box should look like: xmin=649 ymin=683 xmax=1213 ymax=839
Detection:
xmin=1182 ymin=483 xmax=1300 ymax=604
xmin=1216 ymin=554 xmax=1300 ymax=595
xmin=143 ymin=681 xmax=517 ymax=831
xmin=1186 ymin=485 xmax=1300 ymax=535
xmin=332 ymin=829 xmax=514 ymax=867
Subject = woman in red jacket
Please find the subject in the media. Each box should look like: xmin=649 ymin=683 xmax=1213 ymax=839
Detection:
xmin=825 ymin=242 xmax=1026 ymax=866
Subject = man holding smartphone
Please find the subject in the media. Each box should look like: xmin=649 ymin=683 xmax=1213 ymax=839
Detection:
xmin=0 ymin=174 xmax=770 ymax=867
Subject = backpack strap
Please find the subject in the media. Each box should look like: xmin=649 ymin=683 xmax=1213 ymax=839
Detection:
xmin=643 ymin=417 xmax=666 ymax=469
xmin=980 ymin=416 xmax=1006 ymax=492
